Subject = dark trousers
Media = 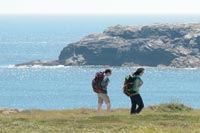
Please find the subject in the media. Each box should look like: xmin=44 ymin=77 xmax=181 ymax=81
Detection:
xmin=130 ymin=94 xmax=144 ymax=114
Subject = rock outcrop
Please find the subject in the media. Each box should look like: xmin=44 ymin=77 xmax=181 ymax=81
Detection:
xmin=59 ymin=23 xmax=200 ymax=68
xmin=0 ymin=108 xmax=20 ymax=114
xmin=15 ymin=60 xmax=59 ymax=67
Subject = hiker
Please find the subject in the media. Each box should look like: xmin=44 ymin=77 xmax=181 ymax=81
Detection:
xmin=123 ymin=68 xmax=144 ymax=114
xmin=92 ymin=69 xmax=112 ymax=115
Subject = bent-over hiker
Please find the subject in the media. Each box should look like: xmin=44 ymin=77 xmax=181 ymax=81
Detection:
xmin=92 ymin=69 xmax=112 ymax=115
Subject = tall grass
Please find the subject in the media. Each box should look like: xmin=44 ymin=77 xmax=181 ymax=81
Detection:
xmin=0 ymin=103 xmax=199 ymax=133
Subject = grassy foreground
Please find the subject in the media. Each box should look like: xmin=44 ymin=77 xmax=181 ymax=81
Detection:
xmin=0 ymin=103 xmax=200 ymax=133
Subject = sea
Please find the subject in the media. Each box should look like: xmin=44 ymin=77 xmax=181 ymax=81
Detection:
xmin=0 ymin=15 xmax=200 ymax=110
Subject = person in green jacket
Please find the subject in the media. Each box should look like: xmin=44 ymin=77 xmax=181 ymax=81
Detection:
xmin=130 ymin=68 xmax=145 ymax=114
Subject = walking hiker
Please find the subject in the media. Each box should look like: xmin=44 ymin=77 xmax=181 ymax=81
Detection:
xmin=92 ymin=69 xmax=112 ymax=115
xmin=123 ymin=68 xmax=144 ymax=114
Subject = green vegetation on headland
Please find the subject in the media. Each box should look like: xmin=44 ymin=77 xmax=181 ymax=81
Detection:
xmin=0 ymin=103 xmax=200 ymax=133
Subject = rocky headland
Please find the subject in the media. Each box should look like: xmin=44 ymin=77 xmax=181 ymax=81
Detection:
xmin=16 ymin=23 xmax=200 ymax=68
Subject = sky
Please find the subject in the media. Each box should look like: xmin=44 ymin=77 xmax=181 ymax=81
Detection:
xmin=0 ymin=0 xmax=200 ymax=15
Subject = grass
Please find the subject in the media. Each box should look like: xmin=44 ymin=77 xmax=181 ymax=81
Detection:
xmin=0 ymin=103 xmax=200 ymax=133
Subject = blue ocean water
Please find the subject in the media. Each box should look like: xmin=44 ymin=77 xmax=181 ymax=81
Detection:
xmin=0 ymin=66 xmax=199 ymax=110
xmin=0 ymin=15 xmax=200 ymax=109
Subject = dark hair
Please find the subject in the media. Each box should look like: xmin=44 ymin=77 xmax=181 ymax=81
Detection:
xmin=105 ymin=69 xmax=112 ymax=74
xmin=133 ymin=68 xmax=144 ymax=76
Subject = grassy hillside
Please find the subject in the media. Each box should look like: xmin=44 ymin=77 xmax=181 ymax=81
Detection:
xmin=0 ymin=103 xmax=199 ymax=133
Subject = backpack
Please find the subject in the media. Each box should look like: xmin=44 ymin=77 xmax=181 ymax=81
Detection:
xmin=123 ymin=75 xmax=137 ymax=96
xmin=92 ymin=72 xmax=105 ymax=93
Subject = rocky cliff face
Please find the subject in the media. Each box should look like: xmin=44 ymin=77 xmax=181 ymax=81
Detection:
xmin=59 ymin=23 xmax=200 ymax=67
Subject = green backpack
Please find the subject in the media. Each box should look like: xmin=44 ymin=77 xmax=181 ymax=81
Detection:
xmin=123 ymin=75 xmax=137 ymax=96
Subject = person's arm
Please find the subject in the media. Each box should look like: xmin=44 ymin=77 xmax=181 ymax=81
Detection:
xmin=130 ymin=78 xmax=141 ymax=96
xmin=130 ymin=80 xmax=140 ymax=96
xmin=135 ymin=81 xmax=141 ymax=89
xmin=101 ymin=78 xmax=109 ymax=88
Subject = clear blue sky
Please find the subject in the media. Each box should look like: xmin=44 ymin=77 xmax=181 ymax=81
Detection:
xmin=0 ymin=0 xmax=200 ymax=15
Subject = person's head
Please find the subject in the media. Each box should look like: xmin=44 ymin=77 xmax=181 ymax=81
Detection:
xmin=133 ymin=68 xmax=145 ymax=76
xmin=104 ymin=69 xmax=112 ymax=77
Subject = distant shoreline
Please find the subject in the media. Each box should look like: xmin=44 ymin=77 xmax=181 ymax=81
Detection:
xmin=13 ymin=60 xmax=200 ymax=69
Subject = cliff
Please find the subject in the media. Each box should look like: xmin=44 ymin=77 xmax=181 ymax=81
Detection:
xmin=59 ymin=23 xmax=200 ymax=67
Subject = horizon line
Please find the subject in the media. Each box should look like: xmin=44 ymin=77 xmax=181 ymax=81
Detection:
xmin=0 ymin=13 xmax=200 ymax=16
